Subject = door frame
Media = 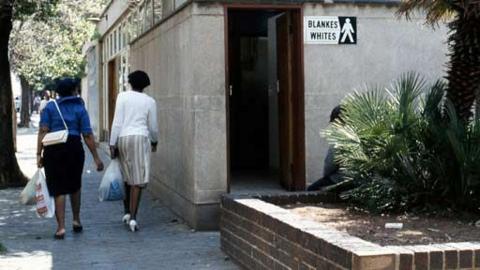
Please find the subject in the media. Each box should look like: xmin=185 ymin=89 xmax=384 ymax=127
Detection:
xmin=224 ymin=4 xmax=306 ymax=192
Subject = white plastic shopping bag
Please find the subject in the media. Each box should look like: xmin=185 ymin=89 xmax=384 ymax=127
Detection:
xmin=19 ymin=170 xmax=39 ymax=205
xmin=99 ymin=159 xmax=125 ymax=201
xmin=35 ymin=169 xmax=55 ymax=218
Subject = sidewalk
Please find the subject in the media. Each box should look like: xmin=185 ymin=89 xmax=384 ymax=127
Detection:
xmin=0 ymin=115 xmax=238 ymax=270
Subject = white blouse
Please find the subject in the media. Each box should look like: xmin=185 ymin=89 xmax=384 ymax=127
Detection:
xmin=109 ymin=90 xmax=159 ymax=146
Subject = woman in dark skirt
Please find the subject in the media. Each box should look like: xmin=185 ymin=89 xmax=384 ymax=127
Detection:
xmin=37 ymin=78 xmax=104 ymax=240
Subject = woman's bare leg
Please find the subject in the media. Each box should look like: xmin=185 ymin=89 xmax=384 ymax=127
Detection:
xmin=55 ymin=195 xmax=66 ymax=234
xmin=129 ymin=186 xmax=142 ymax=220
xmin=123 ymin=183 xmax=131 ymax=215
xmin=70 ymin=190 xmax=81 ymax=225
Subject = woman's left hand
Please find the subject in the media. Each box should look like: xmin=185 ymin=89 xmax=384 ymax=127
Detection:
xmin=37 ymin=155 xmax=43 ymax=168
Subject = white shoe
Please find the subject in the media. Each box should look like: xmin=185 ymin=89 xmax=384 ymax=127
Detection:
xmin=129 ymin=220 xmax=138 ymax=232
xmin=122 ymin=214 xmax=131 ymax=224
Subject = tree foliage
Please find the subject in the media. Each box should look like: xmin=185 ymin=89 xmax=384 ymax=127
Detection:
xmin=0 ymin=0 xmax=61 ymax=188
xmin=397 ymin=0 xmax=480 ymax=120
xmin=324 ymin=73 xmax=480 ymax=213
xmin=10 ymin=0 xmax=107 ymax=90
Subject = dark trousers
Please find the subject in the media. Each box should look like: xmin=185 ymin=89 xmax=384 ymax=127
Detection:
xmin=306 ymin=176 xmax=334 ymax=191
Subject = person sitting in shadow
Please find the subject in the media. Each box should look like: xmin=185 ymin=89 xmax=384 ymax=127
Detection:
xmin=307 ymin=105 xmax=344 ymax=191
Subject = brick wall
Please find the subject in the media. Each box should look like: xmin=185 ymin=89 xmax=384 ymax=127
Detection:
xmin=220 ymin=193 xmax=480 ymax=270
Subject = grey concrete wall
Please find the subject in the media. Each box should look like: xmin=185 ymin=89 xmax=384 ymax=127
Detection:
xmin=83 ymin=45 xmax=101 ymax=137
xmin=129 ymin=2 xmax=226 ymax=229
xmin=97 ymin=0 xmax=129 ymax=36
xmin=303 ymin=4 xmax=448 ymax=184
xmin=127 ymin=1 xmax=448 ymax=229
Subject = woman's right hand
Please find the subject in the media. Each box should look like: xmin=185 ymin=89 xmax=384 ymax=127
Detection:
xmin=95 ymin=157 xmax=104 ymax=171
xmin=110 ymin=146 xmax=117 ymax=159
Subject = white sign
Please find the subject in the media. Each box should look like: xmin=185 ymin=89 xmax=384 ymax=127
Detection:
xmin=304 ymin=16 xmax=357 ymax=45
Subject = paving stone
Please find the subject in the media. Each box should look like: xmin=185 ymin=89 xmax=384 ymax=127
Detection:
xmin=0 ymin=123 xmax=239 ymax=270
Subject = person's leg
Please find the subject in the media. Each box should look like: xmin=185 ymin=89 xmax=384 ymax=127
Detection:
xmin=307 ymin=176 xmax=334 ymax=191
xmin=70 ymin=190 xmax=81 ymax=226
xmin=129 ymin=186 xmax=142 ymax=221
xmin=55 ymin=195 xmax=66 ymax=235
xmin=123 ymin=183 xmax=131 ymax=215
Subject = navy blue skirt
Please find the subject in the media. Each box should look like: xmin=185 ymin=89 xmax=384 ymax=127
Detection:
xmin=43 ymin=136 xmax=85 ymax=196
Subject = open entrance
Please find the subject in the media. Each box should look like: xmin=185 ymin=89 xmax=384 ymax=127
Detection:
xmin=107 ymin=58 xmax=119 ymax=132
xmin=227 ymin=8 xmax=305 ymax=193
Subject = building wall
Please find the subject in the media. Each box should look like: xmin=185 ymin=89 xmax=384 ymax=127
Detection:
xmin=303 ymin=3 xmax=448 ymax=183
xmin=82 ymin=44 xmax=102 ymax=137
xmin=129 ymin=2 xmax=226 ymax=229
xmin=121 ymin=1 xmax=447 ymax=229
xmin=97 ymin=0 xmax=130 ymax=36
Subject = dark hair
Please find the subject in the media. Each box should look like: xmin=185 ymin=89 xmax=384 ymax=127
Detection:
xmin=55 ymin=78 xmax=79 ymax=97
xmin=128 ymin=70 xmax=150 ymax=91
xmin=330 ymin=105 xmax=343 ymax=123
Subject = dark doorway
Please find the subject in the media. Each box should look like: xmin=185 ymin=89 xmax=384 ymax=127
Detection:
xmin=227 ymin=8 xmax=305 ymax=193
xmin=108 ymin=58 xmax=118 ymax=132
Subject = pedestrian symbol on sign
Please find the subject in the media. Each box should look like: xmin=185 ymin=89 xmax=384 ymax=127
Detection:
xmin=338 ymin=17 xmax=356 ymax=44
xmin=341 ymin=18 xmax=355 ymax=43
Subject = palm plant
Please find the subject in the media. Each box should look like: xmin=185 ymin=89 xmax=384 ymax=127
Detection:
xmin=323 ymin=73 xmax=480 ymax=213
xmin=397 ymin=0 xmax=480 ymax=120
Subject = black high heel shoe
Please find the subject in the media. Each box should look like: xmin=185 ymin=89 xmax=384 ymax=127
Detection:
xmin=73 ymin=222 xmax=83 ymax=233
xmin=54 ymin=230 xmax=65 ymax=240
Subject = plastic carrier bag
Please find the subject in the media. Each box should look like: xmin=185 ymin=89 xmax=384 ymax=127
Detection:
xmin=35 ymin=169 xmax=55 ymax=218
xmin=99 ymin=159 xmax=125 ymax=201
xmin=20 ymin=170 xmax=39 ymax=205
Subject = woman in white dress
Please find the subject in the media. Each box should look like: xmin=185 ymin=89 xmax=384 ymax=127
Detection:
xmin=109 ymin=70 xmax=159 ymax=232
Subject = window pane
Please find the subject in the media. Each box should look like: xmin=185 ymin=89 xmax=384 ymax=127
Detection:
xmin=138 ymin=3 xmax=145 ymax=34
xmin=105 ymin=36 xmax=110 ymax=60
xmin=114 ymin=30 xmax=118 ymax=53
xmin=122 ymin=23 xmax=127 ymax=48
xmin=153 ymin=0 xmax=162 ymax=23
xmin=109 ymin=35 xmax=113 ymax=57
xmin=129 ymin=12 xmax=137 ymax=41
xmin=118 ymin=25 xmax=123 ymax=49
xmin=117 ymin=29 xmax=120 ymax=51
xmin=126 ymin=16 xmax=133 ymax=42
xmin=145 ymin=0 xmax=153 ymax=30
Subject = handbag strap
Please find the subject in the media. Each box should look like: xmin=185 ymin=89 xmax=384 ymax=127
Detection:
xmin=52 ymin=100 xmax=68 ymax=131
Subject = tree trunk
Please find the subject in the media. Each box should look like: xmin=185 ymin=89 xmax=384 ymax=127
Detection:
xmin=27 ymin=81 xmax=32 ymax=114
xmin=18 ymin=76 xmax=30 ymax=127
xmin=446 ymin=14 xmax=480 ymax=120
xmin=12 ymin=97 xmax=16 ymax=152
xmin=0 ymin=1 xmax=27 ymax=188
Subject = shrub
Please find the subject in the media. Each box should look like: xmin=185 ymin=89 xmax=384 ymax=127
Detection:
xmin=323 ymin=72 xmax=480 ymax=213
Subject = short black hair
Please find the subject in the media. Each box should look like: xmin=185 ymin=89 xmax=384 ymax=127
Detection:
xmin=330 ymin=105 xmax=343 ymax=123
xmin=128 ymin=70 xmax=150 ymax=91
xmin=55 ymin=78 xmax=79 ymax=97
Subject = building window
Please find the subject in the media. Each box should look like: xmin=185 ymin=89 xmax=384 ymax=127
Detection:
xmin=118 ymin=25 xmax=123 ymax=50
xmin=125 ymin=15 xmax=132 ymax=43
xmin=132 ymin=9 xmax=140 ymax=40
xmin=122 ymin=22 xmax=127 ymax=48
xmin=144 ymin=0 xmax=154 ymax=30
xmin=114 ymin=29 xmax=118 ymax=53
xmin=116 ymin=28 xmax=120 ymax=52
xmin=109 ymin=35 xmax=113 ymax=58
xmin=153 ymin=0 xmax=162 ymax=23
xmin=103 ymin=40 xmax=106 ymax=62
xmin=120 ymin=52 xmax=129 ymax=92
xmin=138 ymin=2 xmax=146 ymax=35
